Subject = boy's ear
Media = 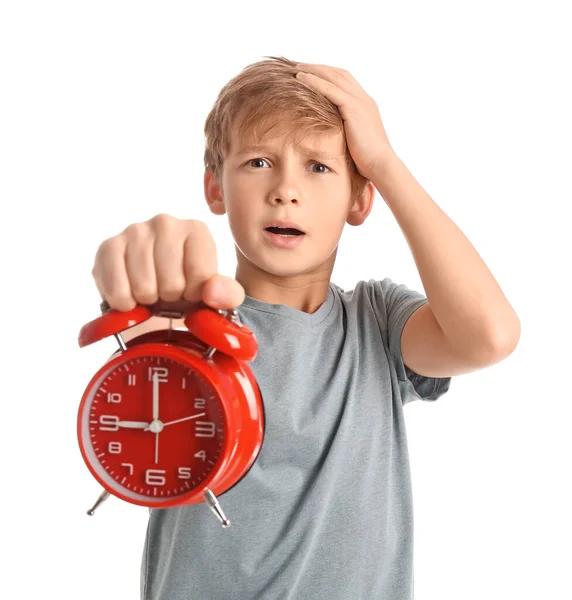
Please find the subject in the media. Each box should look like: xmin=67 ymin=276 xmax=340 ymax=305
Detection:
xmin=346 ymin=180 xmax=376 ymax=226
xmin=204 ymin=169 xmax=226 ymax=216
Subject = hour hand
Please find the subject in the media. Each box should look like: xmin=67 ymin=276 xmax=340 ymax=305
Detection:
xmin=117 ymin=420 xmax=150 ymax=429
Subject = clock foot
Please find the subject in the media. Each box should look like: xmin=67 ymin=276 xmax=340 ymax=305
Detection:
xmin=203 ymin=488 xmax=231 ymax=528
xmin=86 ymin=489 xmax=111 ymax=516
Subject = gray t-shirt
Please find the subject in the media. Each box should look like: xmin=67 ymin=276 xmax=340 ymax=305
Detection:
xmin=141 ymin=278 xmax=452 ymax=599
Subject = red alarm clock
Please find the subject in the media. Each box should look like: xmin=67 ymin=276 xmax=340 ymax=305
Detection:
xmin=77 ymin=301 xmax=264 ymax=528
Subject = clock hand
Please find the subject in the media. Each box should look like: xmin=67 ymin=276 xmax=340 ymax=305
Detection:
xmin=162 ymin=412 xmax=206 ymax=427
xmin=117 ymin=420 xmax=151 ymax=429
xmin=152 ymin=371 xmax=159 ymax=421
xmin=152 ymin=372 xmax=160 ymax=464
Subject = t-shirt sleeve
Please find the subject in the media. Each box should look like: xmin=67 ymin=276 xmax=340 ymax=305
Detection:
xmin=369 ymin=278 xmax=452 ymax=405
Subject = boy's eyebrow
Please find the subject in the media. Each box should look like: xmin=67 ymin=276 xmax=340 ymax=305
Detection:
xmin=235 ymin=144 xmax=341 ymax=163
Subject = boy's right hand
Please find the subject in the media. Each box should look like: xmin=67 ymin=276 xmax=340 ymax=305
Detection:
xmin=92 ymin=214 xmax=246 ymax=314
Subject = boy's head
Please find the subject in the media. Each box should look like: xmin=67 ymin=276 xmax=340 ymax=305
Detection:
xmin=203 ymin=56 xmax=375 ymax=289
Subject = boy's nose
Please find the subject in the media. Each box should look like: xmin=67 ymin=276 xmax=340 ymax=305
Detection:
xmin=273 ymin=196 xmax=298 ymax=204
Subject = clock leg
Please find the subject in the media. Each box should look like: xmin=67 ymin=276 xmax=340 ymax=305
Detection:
xmin=203 ymin=489 xmax=231 ymax=528
xmin=86 ymin=489 xmax=111 ymax=516
xmin=203 ymin=346 xmax=216 ymax=360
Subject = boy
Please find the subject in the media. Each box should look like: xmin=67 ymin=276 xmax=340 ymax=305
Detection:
xmin=92 ymin=56 xmax=520 ymax=599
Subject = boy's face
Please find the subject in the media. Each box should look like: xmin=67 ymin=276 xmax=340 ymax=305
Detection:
xmin=206 ymin=116 xmax=372 ymax=286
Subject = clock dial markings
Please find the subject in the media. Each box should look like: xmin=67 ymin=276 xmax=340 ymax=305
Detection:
xmin=85 ymin=353 xmax=225 ymax=501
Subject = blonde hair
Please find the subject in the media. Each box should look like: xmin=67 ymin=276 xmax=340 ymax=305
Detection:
xmin=203 ymin=55 xmax=369 ymax=198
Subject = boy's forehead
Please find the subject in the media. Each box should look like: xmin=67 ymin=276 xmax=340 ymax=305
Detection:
xmin=228 ymin=118 xmax=345 ymax=157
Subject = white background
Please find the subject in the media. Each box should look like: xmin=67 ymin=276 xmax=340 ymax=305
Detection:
xmin=1 ymin=1 xmax=570 ymax=599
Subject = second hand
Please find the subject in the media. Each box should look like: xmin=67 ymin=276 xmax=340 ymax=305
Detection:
xmin=162 ymin=412 xmax=206 ymax=427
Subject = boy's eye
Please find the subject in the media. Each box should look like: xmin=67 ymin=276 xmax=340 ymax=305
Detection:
xmin=246 ymin=158 xmax=331 ymax=173
xmin=311 ymin=163 xmax=330 ymax=174
xmin=247 ymin=158 xmax=269 ymax=168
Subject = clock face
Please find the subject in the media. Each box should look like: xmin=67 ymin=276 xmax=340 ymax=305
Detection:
xmin=80 ymin=353 xmax=226 ymax=503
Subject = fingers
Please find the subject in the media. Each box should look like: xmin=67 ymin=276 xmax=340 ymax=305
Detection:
xmin=201 ymin=274 xmax=246 ymax=310
xmin=181 ymin=220 xmax=218 ymax=304
xmin=152 ymin=214 xmax=187 ymax=303
xmin=125 ymin=221 xmax=158 ymax=306
xmin=92 ymin=235 xmax=134 ymax=311
xmin=180 ymin=220 xmax=245 ymax=309
xmin=92 ymin=214 xmax=245 ymax=314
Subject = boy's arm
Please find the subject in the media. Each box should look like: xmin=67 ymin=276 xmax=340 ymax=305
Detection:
xmin=371 ymin=152 xmax=520 ymax=375
xmin=293 ymin=63 xmax=520 ymax=379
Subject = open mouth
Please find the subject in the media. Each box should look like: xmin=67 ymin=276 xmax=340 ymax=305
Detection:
xmin=264 ymin=226 xmax=305 ymax=237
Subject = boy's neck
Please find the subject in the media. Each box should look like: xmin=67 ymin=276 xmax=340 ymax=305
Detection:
xmin=235 ymin=269 xmax=331 ymax=314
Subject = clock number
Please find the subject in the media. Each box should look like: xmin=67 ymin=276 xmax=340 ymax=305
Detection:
xmin=148 ymin=367 xmax=168 ymax=383
xmin=195 ymin=421 xmax=215 ymax=438
xmin=107 ymin=392 xmax=121 ymax=403
xmin=127 ymin=374 xmax=136 ymax=386
xmin=194 ymin=397 xmax=206 ymax=409
xmin=178 ymin=467 xmax=191 ymax=479
xmin=121 ymin=463 xmax=134 ymax=475
xmin=145 ymin=469 xmax=166 ymax=486
xmin=108 ymin=442 xmax=121 ymax=454
xmin=194 ymin=450 xmax=207 ymax=462
xmin=99 ymin=415 xmax=119 ymax=431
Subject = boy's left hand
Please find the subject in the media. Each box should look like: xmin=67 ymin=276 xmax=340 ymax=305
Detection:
xmin=295 ymin=62 xmax=394 ymax=181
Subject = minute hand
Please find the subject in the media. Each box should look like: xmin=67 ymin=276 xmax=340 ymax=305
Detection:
xmin=152 ymin=372 xmax=159 ymax=421
xmin=162 ymin=412 xmax=206 ymax=427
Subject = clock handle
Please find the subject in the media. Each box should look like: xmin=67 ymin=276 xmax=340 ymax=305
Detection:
xmin=78 ymin=299 xmax=197 ymax=349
